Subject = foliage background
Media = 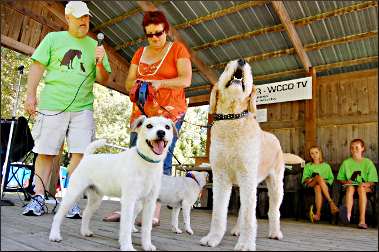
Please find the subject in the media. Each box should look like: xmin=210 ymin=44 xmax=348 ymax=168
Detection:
xmin=1 ymin=47 xmax=208 ymax=166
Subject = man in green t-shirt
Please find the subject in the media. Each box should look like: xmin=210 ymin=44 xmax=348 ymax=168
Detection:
xmin=23 ymin=1 xmax=112 ymax=218
xmin=337 ymin=139 xmax=378 ymax=229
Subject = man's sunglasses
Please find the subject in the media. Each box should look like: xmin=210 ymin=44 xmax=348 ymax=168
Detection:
xmin=146 ymin=30 xmax=165 ymax=38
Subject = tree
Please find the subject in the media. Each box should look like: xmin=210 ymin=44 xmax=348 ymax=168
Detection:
xmin=1 ymin=47 xmax=32 ymax=119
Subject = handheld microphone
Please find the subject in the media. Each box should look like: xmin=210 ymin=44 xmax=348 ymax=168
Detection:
xmin=97 ymin=33 xmax=104 ymax=46
xmin=96 ymin=33 xmax=104 ymax=64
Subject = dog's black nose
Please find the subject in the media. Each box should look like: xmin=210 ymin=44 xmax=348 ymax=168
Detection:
xmin=157 ymin=130 xmax=165 ymax=139
xmin=238 ymin=58 xmax=246 ymax=67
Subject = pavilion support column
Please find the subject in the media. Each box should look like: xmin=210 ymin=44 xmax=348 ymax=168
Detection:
xmin=206 ymin=114 xmax=213 ymax=157
xmin=304 ymin=67 xmax=317 ymax=160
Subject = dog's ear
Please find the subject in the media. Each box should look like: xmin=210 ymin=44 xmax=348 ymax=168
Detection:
xmin=171 ymin=120 xmax=178 ymax=138
xmin=209 ymin=85 xmax=218 ymax=114
xmin=131 ymin=115 xmax=146 ymax=132
xmin=248 ymin=85 xmax=257 ymax=115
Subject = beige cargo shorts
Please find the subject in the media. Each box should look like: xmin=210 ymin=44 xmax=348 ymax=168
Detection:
xmin=31 ymin=110 xmax=95 ymax=155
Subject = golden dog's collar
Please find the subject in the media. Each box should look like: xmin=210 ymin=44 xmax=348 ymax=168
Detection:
xmin=211 ymin=110 xmax=249 ymax=127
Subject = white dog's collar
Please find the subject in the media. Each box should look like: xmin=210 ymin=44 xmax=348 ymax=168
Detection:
xmin=186 ymin=172 xmax=200 ymax=186
xmin=137 ymin=149 xmax=161 ymax=163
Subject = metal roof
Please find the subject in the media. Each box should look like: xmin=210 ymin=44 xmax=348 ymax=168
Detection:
xmin=87 ymin=1 xmax=378 ymax=96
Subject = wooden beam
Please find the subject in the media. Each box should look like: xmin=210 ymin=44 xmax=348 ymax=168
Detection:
xmin=315 ymin=56 xmax=378 ymax=72
xmin=93 ymin=7 xmax=142 ymax=32
xmin=137 ymin=1 xmax=218 ymax=86
xmin=188 ymin=94 xmax=210 ymax=107
xmin=1 ymin=34 xmax=35 ymax=55
xmin=304 ymin=67 xmax=317 ymax=160
xmin=40 ymin=1 xmax=130 ymax=94
xmin=93 ymin=1 xmax=166 ymax=32
xmin=208 ymin=30 xmax=378 ymax=71
xmin=192 ymin=1 xmax=378 ymax=51
xmin=115 ymin=1 xmax=267 ymax=50
xmin=271 ymin=1 xmax=311 ymax=72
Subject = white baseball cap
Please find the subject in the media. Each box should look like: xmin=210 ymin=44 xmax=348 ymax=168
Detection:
xmin=65 ymin=1 xmax=92 ymax=18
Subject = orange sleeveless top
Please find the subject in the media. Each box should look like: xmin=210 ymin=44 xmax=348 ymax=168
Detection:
xmin=129 ymin=41 xmax=190 ymax=125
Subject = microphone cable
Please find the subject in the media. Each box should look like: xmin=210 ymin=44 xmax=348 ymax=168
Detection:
xmin=36 ymin=67 xmax=96 ymax=117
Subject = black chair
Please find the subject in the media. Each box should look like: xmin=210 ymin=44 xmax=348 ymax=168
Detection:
xmin=336 ymin=183 xmax=377 ymax=227
xmin=1 ymin=116 xmax=36 ymax=201
xmin=256 ymin=163 xmax=303 ymax=220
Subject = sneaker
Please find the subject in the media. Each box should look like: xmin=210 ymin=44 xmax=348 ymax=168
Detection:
xmin=65 ymin=202 xmax=82 ymax=219
xmin=22 ymin=195 xmax=46 ymax=216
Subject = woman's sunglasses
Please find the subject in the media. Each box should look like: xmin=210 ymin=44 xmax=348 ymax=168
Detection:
xmin=146 ymin=30 xmax=165 ymax=38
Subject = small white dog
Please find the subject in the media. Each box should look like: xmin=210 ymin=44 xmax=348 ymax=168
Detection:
xmin=200 ymin=59 xmax=304 ymax=251
xmin=49 ymin=115 xmax=176 ymax=251
xmin=133 ymin=171 xmax=209 ymax=235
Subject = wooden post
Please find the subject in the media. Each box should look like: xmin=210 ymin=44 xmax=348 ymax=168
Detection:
xmin=304 ymin=67 xmax=317 ymax=160
xmin=206 ymin=113 xmax=213 ymax=158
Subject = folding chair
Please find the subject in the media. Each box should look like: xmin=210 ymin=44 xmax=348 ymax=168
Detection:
xmin=1 ymin=116 xmax=36 ymax=202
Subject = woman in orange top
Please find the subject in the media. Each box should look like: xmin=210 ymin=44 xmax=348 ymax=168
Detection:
xmin=103 ymin=11 xmax=192 ymax=225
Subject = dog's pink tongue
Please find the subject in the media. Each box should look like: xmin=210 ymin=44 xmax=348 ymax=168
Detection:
xmin=152 ymin=140 xmax=165 ymax=155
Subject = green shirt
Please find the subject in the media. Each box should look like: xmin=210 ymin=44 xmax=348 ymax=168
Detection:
xmin=337 ymin=157 xmax=378 ymax=183
xmin=301 ymin=162 xmax=334 ymax=186
xmin=32 ymin=31 xmax=112 ymax=112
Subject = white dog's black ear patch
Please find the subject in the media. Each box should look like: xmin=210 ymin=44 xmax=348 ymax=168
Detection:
xmin=131 ymin=115 xmax=147 ymax=132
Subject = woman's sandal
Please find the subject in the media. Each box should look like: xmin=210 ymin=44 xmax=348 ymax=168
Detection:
xmin=309 ymin=205 xmax=315 ymax=223
xmin=357 ymin=223 xmax=368 ymax=229
xmin=102 ymin=211 xmax=121 ymax=222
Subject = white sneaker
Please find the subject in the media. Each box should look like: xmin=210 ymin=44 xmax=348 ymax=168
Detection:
xmin=65 ymin=202 xmax=82 ymax=219
xmin=22 ymin=195 xmax=46 ymax=216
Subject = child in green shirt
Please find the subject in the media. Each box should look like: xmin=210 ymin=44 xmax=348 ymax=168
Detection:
xmin=337 ymin=139 xmax=378 ymax=229
xmin=302 ymin=146 xmax=339 ymax=223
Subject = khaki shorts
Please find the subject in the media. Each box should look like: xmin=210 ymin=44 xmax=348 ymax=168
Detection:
xmin=31 ymin=110 xmax=95 ymax=155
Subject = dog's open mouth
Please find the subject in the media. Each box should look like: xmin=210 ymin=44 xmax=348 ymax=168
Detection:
xmin=146 ymin=139 xmax=168 ymax=155
xmin=225 ymin=68 xmax=245 ymax=91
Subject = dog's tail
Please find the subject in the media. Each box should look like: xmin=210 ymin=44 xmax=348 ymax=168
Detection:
xmin=283 ymin=153 xmax=305 ymax=167
xmin=84 ymin=139 xmax=107 ymax=155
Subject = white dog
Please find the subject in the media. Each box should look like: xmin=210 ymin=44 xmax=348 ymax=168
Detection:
xmin=200 ymin=59 xmax=304 ymax=251
xmin=133 ymin=171 xmax=209 ymax=235
xmin=49 ymin=116 xmax=176 ymax=251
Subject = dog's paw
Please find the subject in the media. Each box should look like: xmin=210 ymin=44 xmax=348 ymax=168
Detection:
xmin=200 ymin=233 xmax=223 ymax=247
xmin=80 ymin=228 xmax=94 ymax=237
xmin=120 ymin=245 xmax=136 ymax=251
xmin=234 ymin=240 xmax=256 ymax=251
xmin=142 ymin=243 xmax=156 ymax=251
xmin=268 ymin=230 xmax=283 ymax=240
xmin=172 ymin=227 xmax=182 ymax=234
xmin=49 ymin=231 xmax=62 ymax=242
xmin=185 ymin=228 xmax=194 ymax=235
xmin=230 ymin=225 xmax=240 ymax=236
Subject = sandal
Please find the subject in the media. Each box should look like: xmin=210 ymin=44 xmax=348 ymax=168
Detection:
xmin=357 ymin=223 xmax=368 ymax=229
xmin=102 ymin=211 xmax=121 ymax=222
xmin=309 ymin=205 xmax=314 ymax=224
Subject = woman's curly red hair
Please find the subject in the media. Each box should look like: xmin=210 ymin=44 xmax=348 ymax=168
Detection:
xmin=142 ymin=11 xmax=170 ymax=33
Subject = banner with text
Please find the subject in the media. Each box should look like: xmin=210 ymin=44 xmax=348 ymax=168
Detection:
xmin=256 ymin=76 xmax=312 ymax=105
